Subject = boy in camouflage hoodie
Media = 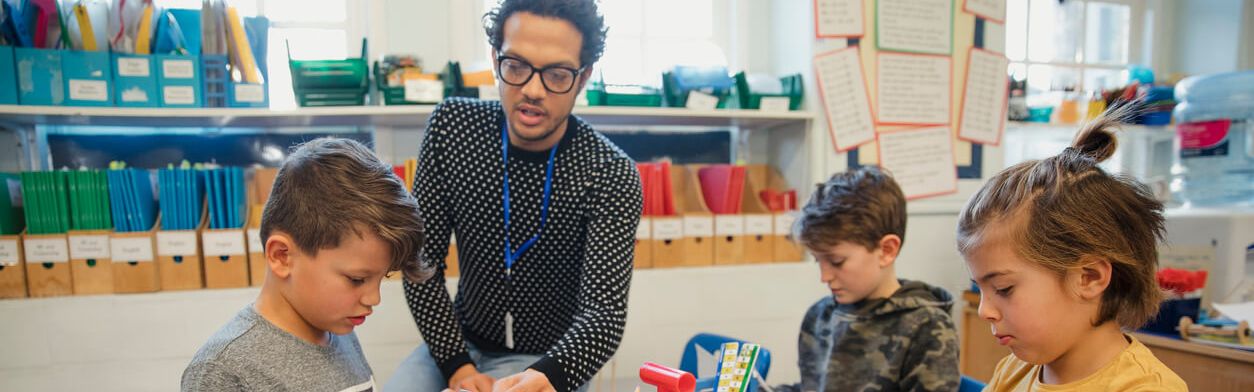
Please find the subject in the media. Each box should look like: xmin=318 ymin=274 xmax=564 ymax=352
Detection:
xmin=778 ymin=167 xmax=959 ymax=392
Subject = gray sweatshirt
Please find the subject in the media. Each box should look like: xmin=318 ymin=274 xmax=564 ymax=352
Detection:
xmin=181 ymin=305 xmax=376 ymax=392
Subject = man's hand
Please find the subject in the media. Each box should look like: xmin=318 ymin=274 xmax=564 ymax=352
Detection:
xmin=447 ymin=364 xmax=496 ymax=392
xmin=493 ymin=369 xmax=555 ymax=392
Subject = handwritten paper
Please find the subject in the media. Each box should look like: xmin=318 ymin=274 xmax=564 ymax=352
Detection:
xmin=959 ymin=48 xmax=1010 ymax=145
xmin=877 ymin=0 xmax=953 ymax=55
xmin=814 ymin=48 xmax=875 ymax=151
xmin=815 ymin=0 xmax=864 ymax=38
xmin=878 ymin=126 xmax=958 ymax=199
xmin=877 ymin=53 xmax=951 ymax=125
xmin=964 ymin=0 xmax=1007 ymax=23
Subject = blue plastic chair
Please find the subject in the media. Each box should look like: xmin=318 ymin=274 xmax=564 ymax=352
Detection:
xmin=679 ymin=333 xmax=772 ymax=391
xmin=959 ymin=375 xmax=986 ymax=392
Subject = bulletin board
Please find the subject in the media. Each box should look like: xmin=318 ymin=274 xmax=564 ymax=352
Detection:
xmin=814 ymin=0 xmax=1009 ymax=199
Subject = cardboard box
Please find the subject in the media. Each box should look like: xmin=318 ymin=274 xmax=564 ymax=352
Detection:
xmin=0 ymin=234 xmax=28 ymax=298
xmin=633 ymin=217 xmax=653 ymax=269
xmin=203 ymin=227 xmax=250 ymax=288
xmin=156 ymin=228 xmax=203 ymax=291
xmin=68 ymin=230 xmax=114 ymax=295
xmin=23 ymin=232 xmax=73 ymax=297
xmin=746 ymin=164 xmax=804 ymax=262
xmin=111 ymin=224 xmax=160 ymax=293
xmin=740 ymin=170 xmax=775 ymax=264
xmin=654 ymin=165 xmax=714 ymax=268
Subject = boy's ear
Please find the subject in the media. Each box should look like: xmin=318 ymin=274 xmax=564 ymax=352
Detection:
xmin=1072 ymin=255 xmax=1113 ymax=301
xmin=265 ymin=233 xmax=296 ymax=279
xmin=877 ymin=234 xmax=902 ymax=267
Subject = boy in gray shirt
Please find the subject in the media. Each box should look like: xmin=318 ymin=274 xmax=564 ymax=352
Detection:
xmin=182 ymin=138 xmax=432 ymax=391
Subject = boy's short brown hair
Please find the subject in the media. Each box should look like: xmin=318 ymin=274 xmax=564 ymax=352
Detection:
xmin=956 ymin=105 xmax=1165 ymax=329
xmin=796 ymin=166 xmax=907 ymax=251
xmin=259 ymin=138 xmax=432 ymax=283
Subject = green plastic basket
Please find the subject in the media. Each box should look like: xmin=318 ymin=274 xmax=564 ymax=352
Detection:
xmin=290 ymin=39 xmax=368 ymax=106
xmin=586 ymin=83 xmax=663 ymax=107
xmin=732 ymin=72 xmax=803 ymax=110
xmin=662 ymin=71 xmax=730 ymax=108
xmin=374 ymin=61 xmax=443 ymax=105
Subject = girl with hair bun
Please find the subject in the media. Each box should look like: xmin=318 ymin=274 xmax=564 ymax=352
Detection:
xmin=957 ymin=105 xmax=1188 ymax=391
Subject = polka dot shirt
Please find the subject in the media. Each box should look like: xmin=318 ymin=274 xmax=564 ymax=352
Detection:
xmin=403 ymin=98 xmax=642 ymax=392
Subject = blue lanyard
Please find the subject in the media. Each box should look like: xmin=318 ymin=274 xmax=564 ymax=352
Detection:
xmin=502 ymin=120 xmax=558 ymax=276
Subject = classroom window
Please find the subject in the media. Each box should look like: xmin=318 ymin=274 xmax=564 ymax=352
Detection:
xmin=479 ymin=0 xmax=728 ymax=86
xmin=1005 ymin=0 xmax=1145 ymax=95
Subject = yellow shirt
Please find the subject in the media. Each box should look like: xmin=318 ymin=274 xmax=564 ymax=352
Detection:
xmin=984 ymin=335 xmax=1188 ymax=391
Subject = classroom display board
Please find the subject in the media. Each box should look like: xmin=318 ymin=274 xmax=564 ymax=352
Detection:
xmin=814 ymin=0 xmax=1008 ymax=200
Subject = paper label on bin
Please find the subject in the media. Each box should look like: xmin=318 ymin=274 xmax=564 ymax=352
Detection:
xmin=774 ymin=213 xmax=798 ymax=236
xmin=203 ymin=230 xmax=246 ymax=256
xmin=162 ymin=59 xmax=195 ymax=79
xmin=714 ymin=215 xmax=745 ymax=236
xmin=635 ymin=218 xmax=651 ymax=240
xmin=0 ymin=239 xmax=18 ymax=266
xmin=69 ymin=235 xmax=111 ymax=260
xmin=685 ymin=91 xmax=719 ymax=110
xmin=25 ymin=238 xmax=69 ymax=263
xmin=683 ymin=216 xmax=714 ymax=237
xmin=478 ymin=85 xmax=500 ymax=101
xmin=235 ymin=84 xmax=265 ymax=103
xmin=744 ymin=215 xmax=773 ymax=235
xmin=111 ymin=237 xmax=154 ymax=262
xmin=759 ymin=97 xmax=791 ymax=112
xmin=404 ymin=80 xmax=444 ymax=103
xmin=157 ymin=231 xmax=198 ymax=256
xmin=653 ymin=218 xmax=684 ymax=240
xmin=69 ymin=79 xmax=109 ymax=101
xmin=164 ymin=86 xmax=195 ymax=105
xmin=118 ymin=57 xmax=151 ymax=77
xmin=247 ymin=229 xmax=263 ymax=254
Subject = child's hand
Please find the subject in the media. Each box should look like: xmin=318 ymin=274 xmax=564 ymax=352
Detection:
xmin=449 ymin=364 xmax=496 ymax=392
xmin=493 ymin=369 xmax=556 ymax=392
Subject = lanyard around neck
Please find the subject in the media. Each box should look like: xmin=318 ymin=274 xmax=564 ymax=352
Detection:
xmin=502 ymin=119 xmax=558 ymax=276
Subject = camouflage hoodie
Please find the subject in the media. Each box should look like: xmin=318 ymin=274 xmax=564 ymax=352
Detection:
xmin=775 ymin=279 xmax=960 ymax=392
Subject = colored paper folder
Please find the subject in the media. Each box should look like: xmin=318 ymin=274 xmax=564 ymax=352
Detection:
xmin=107 ymin=167 xmax=157 ymax=232
xmin=205 ymin=167 xmax=245 ymax=229
xmin=697 ymin=164 xmax=746 ymax=215
xmin=637 ymin=162 xmax=675 ymax=216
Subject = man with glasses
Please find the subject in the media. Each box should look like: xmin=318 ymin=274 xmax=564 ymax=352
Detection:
xmin=385 ymin=1 xmax=640 ymax=392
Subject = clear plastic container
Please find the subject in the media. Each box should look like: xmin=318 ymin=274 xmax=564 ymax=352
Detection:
xmin=1171 ymin=70 xmax=1254 ymax=207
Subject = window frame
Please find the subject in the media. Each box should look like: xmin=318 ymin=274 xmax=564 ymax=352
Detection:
xmin=1008 ymin=0 xmax=1149 ymax=94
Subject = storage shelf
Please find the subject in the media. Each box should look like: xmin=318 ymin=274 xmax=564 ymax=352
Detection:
xmin=0 ymin=104 xmax=815 ymax=129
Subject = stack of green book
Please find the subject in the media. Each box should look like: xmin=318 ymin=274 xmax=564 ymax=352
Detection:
xmin=67 ymin=170 xmax=112 ymax=231
xmin=20 ymin=171 xmax=70 ymax=235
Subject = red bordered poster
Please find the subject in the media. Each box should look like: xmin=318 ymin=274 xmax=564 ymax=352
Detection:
xmin=876 ymin=126 xmax=959 ymax=200
xmin=958 ymin=47 xmax=1011 ymax=146
xmin=814 ymin=46 xmax=877 ymax=152
xmin=814 ymin=0 xmax=865 ymax=39
xmin=876 ymin=52 xmax=953 ymax=126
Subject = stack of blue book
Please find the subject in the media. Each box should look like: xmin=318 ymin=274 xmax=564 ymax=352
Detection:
xmin=158 ymin=164 xmax=204 ymax=231
xmin=205 ymin=167 xmax=245 ymax=229
xmin=107 ymin=164 xmax=157 ymax=233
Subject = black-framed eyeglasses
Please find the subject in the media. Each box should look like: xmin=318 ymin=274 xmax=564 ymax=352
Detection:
xmin=495 ymin=54 xmax=584 ymax=94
